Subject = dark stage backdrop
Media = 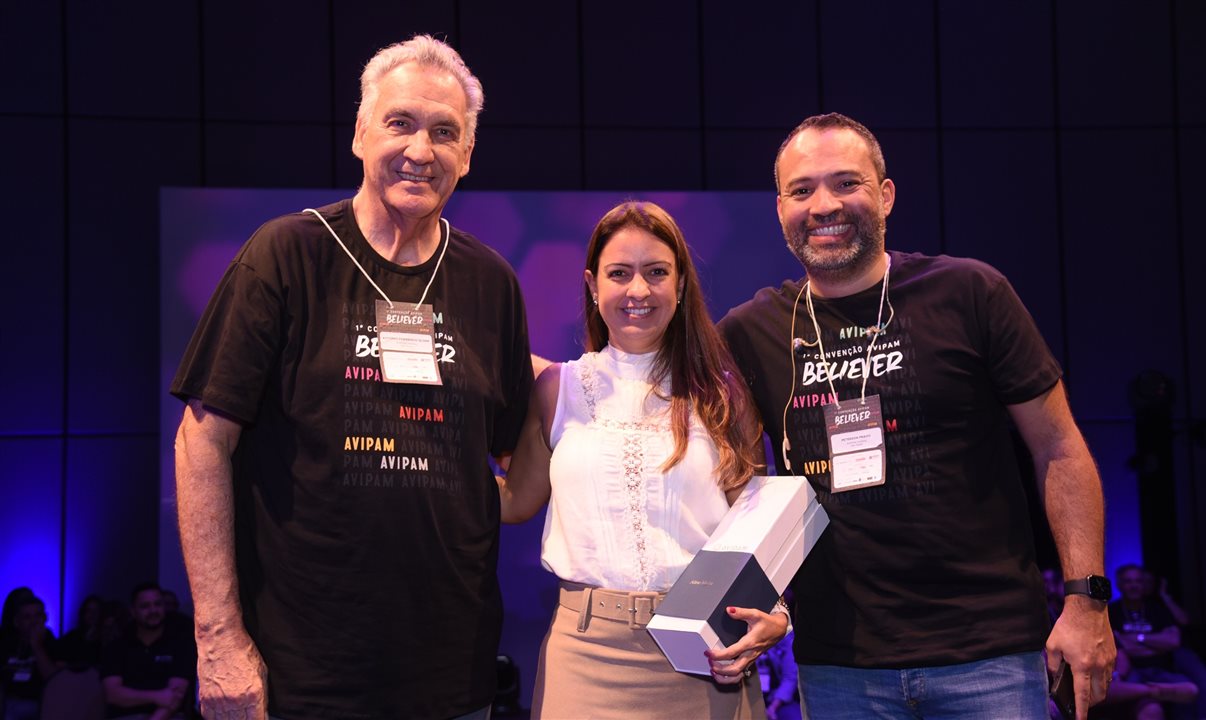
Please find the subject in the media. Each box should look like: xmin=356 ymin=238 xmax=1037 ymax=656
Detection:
xmin=156 ymin=188 xmax=1142 ymax=706
xmin=3 ymin=0 xmax=1203 ymax=703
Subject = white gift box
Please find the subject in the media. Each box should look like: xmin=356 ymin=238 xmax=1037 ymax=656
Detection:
xmin=647 ymin=475 xmax=828 ymax=675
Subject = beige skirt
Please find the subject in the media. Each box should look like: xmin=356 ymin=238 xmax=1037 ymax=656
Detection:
xmin=531 ymin=582 xmax=764 ymax=719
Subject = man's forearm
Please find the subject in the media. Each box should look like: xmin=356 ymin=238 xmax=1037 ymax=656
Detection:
xmin=1040 ymin=449 xmax=1105 ymax=580
xmin=175 ymin=405 xmax=246 ymax=638
xmin=1011 ymin=382 xmax=1115 ymax=714
xmin=175 ymin=403 xmax=270 ymax=718
xmin=1143 ymin=626 xmax=1181 ymax=652
xmin=1013 ymin=384 xmax=1105 ymax=579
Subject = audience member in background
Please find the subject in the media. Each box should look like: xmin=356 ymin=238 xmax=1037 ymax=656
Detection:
xmin=1142 ymin=572 xmax=1191 ymax=628
xmin=59 ymin=594 xmax=105 ymax=669
xmin=99 ymin=600 xmax=128 ymax=647
xmin=0 ymin=589 xmax=60 ymax=720
xmin=158 ymin=592 xmax=178 ymax=618
xmin=499 ymin=201 xmax=782 ymax=718
xmin=1141 ymin=570 xmax=1206 ymax=720
xmin=1081 ymin=646 xmax=1198 ymax=720
xmin=0 ymin=590 xmax=35 ymax=632
xmin=100 ymin=583 xmax=195 ymax=720
xmin=755 ymin=587 xmax=800 ymax=720
xmin=1109 ymin=565 xmax=1199 ymax=719
xmin=156 ymin=590 xmax=193 ymax=643
xmin=757 ymin=636 xmax=800 ymax=719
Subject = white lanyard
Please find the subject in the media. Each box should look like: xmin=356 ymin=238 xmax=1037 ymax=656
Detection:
xmin=304 ymin=208 xmax=450 ymax=309
xmin=779 ymin=253 xmax=894 ymax=472
xmin=803 ymin=252 xmax=894 ymax=409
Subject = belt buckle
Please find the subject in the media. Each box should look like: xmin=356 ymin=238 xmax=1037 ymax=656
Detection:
xmin=627 ymin=591 xmax=661 ymax=628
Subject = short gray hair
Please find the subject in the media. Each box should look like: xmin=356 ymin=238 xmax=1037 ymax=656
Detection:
xmin=357 ymin=35 xmax=484 ymax=144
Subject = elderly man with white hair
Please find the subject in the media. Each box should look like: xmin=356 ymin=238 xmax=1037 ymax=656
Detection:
xmin=173 ymin=35 xmax=533 ymax=720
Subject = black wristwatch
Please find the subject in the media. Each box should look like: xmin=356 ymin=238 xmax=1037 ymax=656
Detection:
xmin=1064 ymin=575 xmax=1112 ymax=602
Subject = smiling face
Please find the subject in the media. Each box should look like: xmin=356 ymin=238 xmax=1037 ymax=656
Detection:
xmin=352 ymin=61 xmax=473 ymax=224
xmin=776 ymin=127 xmax=895 ymax=286
xmin=585 ymin=226 xmax=682 ymax=355
xmin=131 ymin=588 xmax=164 ymax=631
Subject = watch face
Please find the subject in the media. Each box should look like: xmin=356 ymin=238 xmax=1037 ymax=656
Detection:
xmin=1088 ymin=575 xmax=1112 ymax=600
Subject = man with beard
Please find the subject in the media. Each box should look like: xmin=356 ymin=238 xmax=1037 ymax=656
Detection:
xmin=718 ymin=113 xmax=1114 ymax=719
xmin=100 ymin=583 xmax=195 ymax=719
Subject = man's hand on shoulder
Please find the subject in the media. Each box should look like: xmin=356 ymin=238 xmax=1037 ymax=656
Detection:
xmin=196 ymin=625 xmax=268 ymax=720
xmin=1046 ymin=594 xmax=1116 ymax=720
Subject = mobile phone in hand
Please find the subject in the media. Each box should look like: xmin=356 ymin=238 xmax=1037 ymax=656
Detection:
xmin=1049 ymin=660 xmax=1075 ymax=720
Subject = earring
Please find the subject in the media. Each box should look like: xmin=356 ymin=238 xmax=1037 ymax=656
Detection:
xmin=592 ymin=295 xmax=598 ymax=305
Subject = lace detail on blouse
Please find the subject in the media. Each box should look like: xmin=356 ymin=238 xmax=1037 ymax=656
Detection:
xmin=576 ymin=359 xmax=598 ymax=420
xmin=621 ymin=433 xmax=654 ymax=589
xmin=540 ymin=346 xmax=729 ymax=592
xmin=579 ymin=351 xmax=663 ymax=590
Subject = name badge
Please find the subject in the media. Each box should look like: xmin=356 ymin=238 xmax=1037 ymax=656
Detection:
xmin=375 ymin=300 xmax=442 ymax=386
xmin=821 ymin=394 xmax=886 ymax=492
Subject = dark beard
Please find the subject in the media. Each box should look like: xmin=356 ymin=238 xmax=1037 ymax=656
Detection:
xmin=784 ymin=210 xmax=885 ymax=284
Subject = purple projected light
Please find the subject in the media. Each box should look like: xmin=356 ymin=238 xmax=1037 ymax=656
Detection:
xmin=0 ymin=443 xmax=63 ymax=635
xmin=156 ymin=188 xmax=1143 ymax=707
xmin=158 ymin=188 xmax=786 ymax=708
xmin=178 ymin=241 xmax=243 ymax=317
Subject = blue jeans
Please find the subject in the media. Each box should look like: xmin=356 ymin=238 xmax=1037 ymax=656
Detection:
xmin=797 ymin=651 xmax=1048 ymax=719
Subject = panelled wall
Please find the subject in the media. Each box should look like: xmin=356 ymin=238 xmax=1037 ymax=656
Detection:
xmin=2 ymin=0 xmax=1203 ymax=632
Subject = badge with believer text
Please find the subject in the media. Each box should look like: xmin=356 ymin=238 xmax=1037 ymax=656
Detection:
xmin=821 ymin=394 xmax=886 ymax=492
xmin=374 ymin=300 xmax=442 ymax=385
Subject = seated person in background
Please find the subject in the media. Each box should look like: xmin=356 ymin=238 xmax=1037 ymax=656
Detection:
xmin=100 ymin=583 xmax=195 ymax=720
xmin=756 ymin=587 xmax=800 ymax=720
xmin=0 ymin=589 xmax=61 ymax=720
xmin=59 ymin=594 xmax=105 ymax=669
xmin=156 ymin=590 xmax=193 ymax=643
xmin=158 ymin=592 xmax=179 ymax=618
xmin=1109 ymin=565 xmax=1198 ymax=719
xmin=499 ymin=201 xmax=786 ymax=718
xmin=1142 ymin=569 xmax=1206 ymax=720
xmin=1087 ymin=646 xmax=1197 ymax=720
xmin=757 ymin=628 xmax=800 ymax=720
xmin=98 ymin=600 xmax=128 ymax=648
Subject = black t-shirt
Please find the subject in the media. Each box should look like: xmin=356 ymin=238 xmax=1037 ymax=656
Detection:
xmin=0 ymin=629 xmax=58 ymax=701
xmin=171 ymin=200 xmax=534 ymax=718
xmin=719 ymin=251 xmax=1061 ymax=668
xmin=1108 ymin=600 xmax=1178 ymax=669
xmin=99 ymin=630 xmax=195 ymax=718
xmin=58 ymin=627 xmax=103 ymax=669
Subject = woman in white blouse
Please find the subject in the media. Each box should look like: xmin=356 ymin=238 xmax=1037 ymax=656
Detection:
xmin=501 ymin=201 xmax=787 ymax=718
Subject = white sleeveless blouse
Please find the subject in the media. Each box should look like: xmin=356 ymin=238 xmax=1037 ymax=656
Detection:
xmin=540 ymin=345 xmax=731 ymax=591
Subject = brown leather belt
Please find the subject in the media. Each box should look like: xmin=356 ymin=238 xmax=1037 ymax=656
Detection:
xmin=558 ymin=580 xmax=667 ymax=630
